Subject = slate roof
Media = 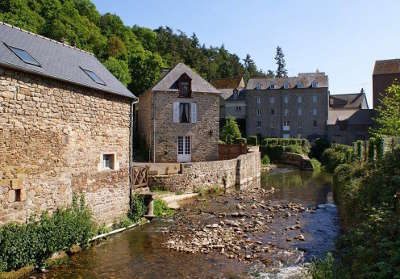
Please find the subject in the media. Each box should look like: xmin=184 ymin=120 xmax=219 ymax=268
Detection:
xmin=328 ymin=109 xmax=375 ymax=125
xmin=246 ymin=72 xmax=328 ymax=90
xmin=0 ymin=22 xmax=135 ymax=99
xmin=329 ymin=93 xmax=369 ymax=109
xmin=152 ymin=63 xmax=220 ymax=94
xmin=211 ymin=77 xmax=245 ymax=90
xmin=373 ymin=59 xmax=400 ymax=75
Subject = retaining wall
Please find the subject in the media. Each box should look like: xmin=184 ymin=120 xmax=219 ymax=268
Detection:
xmin=149 ymin=147 xmax=261 ymax=193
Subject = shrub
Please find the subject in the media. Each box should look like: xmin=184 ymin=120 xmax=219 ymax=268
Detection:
xmin=367 ymin=138 xmax=375 ymax=162
xmin=234 ymin=137 xmax=247 ymax=144
xmin=283 ymin=144 xmax=304 ymax=154
xmin=310 ymin=138 xmax=331 ymax=160
xmin=128 ymin=193 xmax=146 ymax=223
xmin=221 ymin=117 xmax=241 ymax=144
xmin=376 ymin=137 xmax=384 ymax=161
xmin=356 ymin=140 xmax=363 ymax=161
xmin=260 ymin=145 xmax=284 ymax=161
xmin=321 ymin=144 xmax=354 ymax=173
xmin=309 ymin=253 xmax=335 ymax=279
xmin=112 ymin=216 xmax=133 ymax=230
xmin=261 ymin=155 xmax=270 ymax=166
xmin=153 ymin=200 xmax=175 ymax=217
xmin=310 ymin=158 xmax=321 ymax=171
xmin=0 ymin=194 xmax=95 ymax=272
xmin=247 ymin=135 xmax=258 ymax=146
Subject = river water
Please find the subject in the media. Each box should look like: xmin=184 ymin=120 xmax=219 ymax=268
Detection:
xmin=31 ymin=166 xmax=339 ymax=279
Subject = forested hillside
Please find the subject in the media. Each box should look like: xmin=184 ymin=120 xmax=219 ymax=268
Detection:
xmin=0 ymin=0 xmax=266 ymax=95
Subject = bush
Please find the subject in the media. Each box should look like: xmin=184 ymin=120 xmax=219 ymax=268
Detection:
xmin=261 ymin=155 xmax=270 ymax=166
xmin=310 ymin=158 xmax=321 ymax=171
xmin=0 ymin=194 xmax=95 ymax=272
xmin=309 ymin=253 xmax=336 ymax=279
xmin=283 ymin=144 xmax=304 ymax=154
xmin=321 ymin=144 xmax=354 ymax=173
xmin=128 ymin=193 xmax=146 ymax=223
xmin=310 ymin=138 xmax=331 ymax=160
xmin=221 ymin=117 xmax=241 ymax=144
xmin=247 ymin=135 xmax=258 ymax=146
xmin=234 ymin=137 xmax=247 ymax=144
xmin=260 ymin=145 xmax=284 ymax=161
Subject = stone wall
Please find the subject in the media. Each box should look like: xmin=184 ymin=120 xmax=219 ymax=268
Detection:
xmin=149 ymin=147 xmax=261 ymax=193
xmin=0 ymin=68 xmax=132 ymax=226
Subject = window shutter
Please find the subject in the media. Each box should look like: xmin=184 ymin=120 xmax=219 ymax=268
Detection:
xmin=191 ymin=103 xmax=197 ymax=123
xmin=173 ymin=102 xmax=179 ymax=123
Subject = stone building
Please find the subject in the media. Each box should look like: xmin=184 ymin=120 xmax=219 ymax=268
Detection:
xmin=137 ymin=63 xmax=221 ymax=163
xmin=373 ymin=59 xmax=400 ymax=109
xmin=327 ymin=91 xmax=374 ymax=144
xmin=0 ymin=23 xmax=137 ymax=225
xmin=245 ymin=72 xmax=329 ymax=140
xmin=211 ymin=77 xmax=246 ymax=134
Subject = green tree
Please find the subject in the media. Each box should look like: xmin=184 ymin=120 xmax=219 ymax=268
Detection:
xmin=275 ymin=46 xmax=288 ymax=78
xmin=104 ymin=57 xmax=131 ymax=86
xmin=372 ymin=82 xmax=400 ymax=136
xmin=221 ymin=117 xmax=242 ymax=144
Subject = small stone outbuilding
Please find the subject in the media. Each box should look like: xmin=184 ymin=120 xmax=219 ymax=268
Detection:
xmin=0 ymin=22 xmax=137 ymax=225
xmin=137 ymin=63 xmax=221 ymax=163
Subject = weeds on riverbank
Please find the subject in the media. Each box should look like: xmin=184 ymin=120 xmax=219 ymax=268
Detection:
xmin=314 ymin=147 xmax=400 ymax=278
xmin=154 ymin=199 xmax=174 ymax=217
xmin=0 ymin=194 xmax=95 ymax=272
xmin=128 ymin=193 xmax=146 ymax=222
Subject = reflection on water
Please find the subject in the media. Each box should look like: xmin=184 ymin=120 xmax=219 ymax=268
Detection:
xmin=262 ymin=166 xmax=332 ymax=207
xmin=31 ymin=166 xmax=339 ymax=278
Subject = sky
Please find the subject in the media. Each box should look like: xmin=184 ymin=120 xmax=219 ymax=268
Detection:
xmin=93 ymin=0 xmax=400 ymax=108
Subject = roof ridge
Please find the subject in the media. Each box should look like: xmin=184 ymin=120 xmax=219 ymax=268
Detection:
xmin=0 ymin=21 xmax=94 ymax=56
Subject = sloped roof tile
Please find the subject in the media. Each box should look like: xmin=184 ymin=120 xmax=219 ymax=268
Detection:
xmin=0 ymin=22 xmax=135 ymax=99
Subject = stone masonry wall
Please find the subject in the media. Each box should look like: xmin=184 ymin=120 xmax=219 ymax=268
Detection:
xmin=0 ymin=67 xmax=132 ymax=226
xmin=149 ymin=147 xmax=261 ymax=193
xmin=153 ymin=91 xmax=220 ymax=162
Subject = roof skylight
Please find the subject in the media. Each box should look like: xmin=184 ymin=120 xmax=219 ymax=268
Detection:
xmin=5 ymin=43 xmax=41 ymax=67
xmin=81 ymin=67 xmax=106 ymax=86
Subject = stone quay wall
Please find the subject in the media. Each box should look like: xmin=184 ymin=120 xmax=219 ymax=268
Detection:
xmin=0 ymin=68 xmax=132 ymax=226
xmin=149 ymin=147 xmax=261 ymax=193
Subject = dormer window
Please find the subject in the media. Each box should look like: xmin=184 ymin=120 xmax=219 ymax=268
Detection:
xmin=178 ymin=73 xmax=192 ymax=98
xmin=311 ymin=81 xmax=318 ymax=88
xmin=233 ymin=89 xmax=239 ymax=99
xmin=283 ymin=81 xmax=289 ymax=89
xmin=297 ymin=81 xmax=303 ymax=88
xmin=256 ymin=83 xmax=261 ymax=90
xmin=269 ymin=84 xmax=275 ymax=89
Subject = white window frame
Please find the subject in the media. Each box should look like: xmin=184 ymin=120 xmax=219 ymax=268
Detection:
xmin=283 ymin=82 xmax=289 ymax=89
xmin=312 ymin=108 xmax=317 ymax=116
xmin=284 ymin=96 xmax=288 ymax=104
xmin=257 ymin=96 xmax=261 ymax=104
xmin=312 ymin=81 xmax=318 ymax=88
xmin=269 ymin=84 xmax=275 ymax=89
xmin=297 ymin=81 xmax=303 ymax=88
xmin=256 ymin=83 xmax=261 ymax=90
xmin=269 ymin=96 xmax=275 ymax=104
xmin=297 ymin=96 xmax=302 ymax=103
xmin=312 ymin=95 xmax=318 ymax=103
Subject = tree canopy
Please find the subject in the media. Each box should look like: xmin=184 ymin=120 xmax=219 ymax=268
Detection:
xmin=275 ymin=46 xmax=288 ymax=78
xmin=0 ymin=0 xmax=267 ymax=95
xmin=372 ymin=82 xmax=400 ymax=137
xmin=221 ymin=117 xmax=242 ymax=144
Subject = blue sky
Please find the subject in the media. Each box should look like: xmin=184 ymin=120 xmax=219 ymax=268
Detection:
xmin=93 ymin=0 xmax=400 ymax=108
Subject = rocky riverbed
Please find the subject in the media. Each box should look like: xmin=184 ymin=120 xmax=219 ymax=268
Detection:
xmin=163 ymin=185 xmax=319 ymax=273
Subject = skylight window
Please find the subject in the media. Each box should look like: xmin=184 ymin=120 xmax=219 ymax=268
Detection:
xmin=5 ymin=43 xmax=41 ymax=67
xmin=81 ymin=67 xmax=106 ymax=86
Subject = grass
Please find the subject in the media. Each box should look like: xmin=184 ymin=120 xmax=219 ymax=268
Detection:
xmin=195 ymin=185 xmax=223 ymax=196
xmin=153 ymin=199 xmax=175 ymax=217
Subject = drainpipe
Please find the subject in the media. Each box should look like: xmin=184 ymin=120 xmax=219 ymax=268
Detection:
xmin=129 ymin=97 xmax=139 ymax=192
xmin=152 ymin=94 xmax=156 ymax=163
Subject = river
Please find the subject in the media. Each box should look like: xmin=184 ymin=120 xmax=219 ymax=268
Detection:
xmin=30 ymin=166 xmax=339 ymax=279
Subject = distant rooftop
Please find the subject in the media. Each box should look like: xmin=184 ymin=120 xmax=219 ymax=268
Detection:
xmin=0 ymin=22 xmax=135 ymax=99
xmin=246 ymin=72 xmax=328 ymax=90
xmin=329 ymin=91 xmax=369 ymax=109
xmin=373 ymin=59 xmax=400 ymax=75
xmin=210 ymin=77 xmax=245 ymax=90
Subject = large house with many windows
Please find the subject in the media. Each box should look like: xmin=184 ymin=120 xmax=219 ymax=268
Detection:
xmin=245 ymin=72 xmax=329 ymax=140
xmin=137 ymin=63 xmax=221 ymax=162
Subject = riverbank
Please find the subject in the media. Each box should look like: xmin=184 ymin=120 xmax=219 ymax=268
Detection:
xmin=30 ymin=167 xmax=338 ymax=278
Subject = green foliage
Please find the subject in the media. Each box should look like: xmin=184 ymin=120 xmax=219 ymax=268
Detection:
xmin=372 ymin=82 xmax=400 ymax=137
xmin=309 ymin=253 xmax=336 ymax=279
xmin=247 ymin=135 xmax=258 ymax=146
xmin=153 ymin=199 xmax=174 ymax=217
xmin=112 ymin=216 xmax=133 ymax=230
xmin=321 ymin=144 xmax=354 ymax=173
xmin=234 ymin=137 xmax=247 ymax=145
xmin=283 ymin=144 xmax=304 ymax=155
xmin=356 ymin=140 xmax=363 ymax=162
xmin=367 ymin=138 xmax=376 ymax=163
xmin=376 ymin=137 xmax=385 ymax=161
xmin=0 ymin=1 xmax=267 ymax=96
xmin=260 ymin=145 xmax=284 ymax=162
xmin=310 ymin=158 xmax=321 ymax=171
xmin=221 ymin=117 xmax=241 ymax=144
xmin=128 ymin=193 xmax=146 ymax=223
xmin=310 ymin=138 xmax=331 ymax=161
xmin=103 ymin=57 xmax=131 ymax=86
xmin=275 ymin=46 xmax=288 ymax=78
xmin=261 ymin=155 xmax=270 ymax=166
xmin=0 ymin=194 xmax=95 ymax=272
